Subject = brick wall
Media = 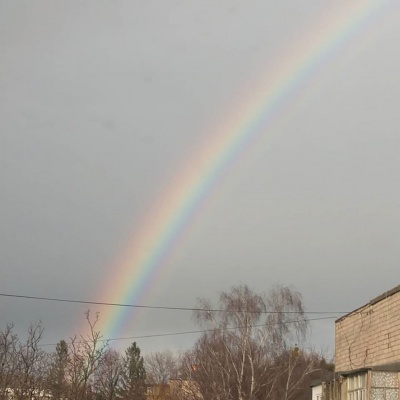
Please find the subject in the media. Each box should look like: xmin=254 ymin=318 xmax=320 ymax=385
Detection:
xmin=335 ymin=285 xmax=400 ymax=373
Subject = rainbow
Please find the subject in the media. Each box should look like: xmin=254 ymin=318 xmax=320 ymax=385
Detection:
xmin=91 ymin=1 xmax=388 ymax=339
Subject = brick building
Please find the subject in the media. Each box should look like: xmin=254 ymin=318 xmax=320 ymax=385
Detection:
xmin=336 ymin=284 xmax=400 ymax=373
xmin=325 ymin=285 xmax=400 ymax=400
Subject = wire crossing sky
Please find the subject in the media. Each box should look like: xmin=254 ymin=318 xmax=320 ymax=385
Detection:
xmin=0 ymin=292 xmax=349 ymax=314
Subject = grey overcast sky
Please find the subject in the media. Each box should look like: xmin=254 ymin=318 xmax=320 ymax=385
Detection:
xmin=1 ymin=1 xmax=400 ymax=354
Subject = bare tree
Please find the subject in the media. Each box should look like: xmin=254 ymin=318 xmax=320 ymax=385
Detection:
xmin=93 ymin=348 xmax=121 ymax=400
xmin=187 ymin=284 xmax=314 ymax=400
xmin=0 ymin=324 xmax=19 ymax=400
xmin=66 ymin=311 xmax=108 ymax=400
xmin=145 ymin=350 xmax=179 ymax=385
xmin=265 ymin=349 xmax=331 ymax=400
xmin=14 ymin=322 xmax=49 ymax=400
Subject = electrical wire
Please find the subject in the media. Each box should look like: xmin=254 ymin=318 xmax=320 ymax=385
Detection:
xmin=0 ymin=292 xmax=349 ymax=315
xmin=39 ymin=316 xmax=337 ymax=347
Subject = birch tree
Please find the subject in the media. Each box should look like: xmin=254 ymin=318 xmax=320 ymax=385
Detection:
xmin=188 ymin=284 xmax=313 ymax=400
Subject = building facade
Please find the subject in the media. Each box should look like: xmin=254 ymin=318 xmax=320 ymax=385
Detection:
xmin=336 ymin=285 xmax=400 ymax=373
xmin=330 ymin=285 xmax=400 ymax=400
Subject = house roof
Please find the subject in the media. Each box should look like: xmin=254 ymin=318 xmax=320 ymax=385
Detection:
xmin=335 ymin=284 xmax=400 ymax=323
xmin=310 ymin=379 xmax=323 ymax=387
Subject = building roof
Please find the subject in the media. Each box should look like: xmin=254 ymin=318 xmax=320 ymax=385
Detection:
xmin=310 ymin=379 xmax=323 ymax=387
xmin=335 ymin=284 xmax=400 ymax=323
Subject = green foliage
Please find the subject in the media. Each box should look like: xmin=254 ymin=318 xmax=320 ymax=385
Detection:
xmin=49 ymin=340 xmax=69 ymax=399
xmin=118 ymin=342 xmax=146 ymax=400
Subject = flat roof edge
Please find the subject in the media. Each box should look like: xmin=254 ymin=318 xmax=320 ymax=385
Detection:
xmin=335 ymin=284 xmax=400 ymax=323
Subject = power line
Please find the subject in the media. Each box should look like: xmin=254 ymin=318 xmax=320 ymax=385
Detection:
xmin=106 ymin=316 xmax=337 ymax=342
xmin=0 ymin=292 xmax=349 ymax=315
xmin=40 ymin=315 xmax=337 ymax=347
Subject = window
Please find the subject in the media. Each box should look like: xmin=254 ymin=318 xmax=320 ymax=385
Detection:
xmin=347 ymin=373 xmax=367 ymax=400
xmin=371 ymin=371 xmax=399 ymax=400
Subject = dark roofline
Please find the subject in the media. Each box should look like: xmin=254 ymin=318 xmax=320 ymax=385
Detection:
xmin=335 ymin=284 xmax=400 ymax=323
xmin=338 ymin=367 xmax=369 ymax=376
xmin=310 ymin=379 xmax=323 ymax=387
xmin=370 ymin=284 xmax=400 ymax=305
xmin=337 ymin=361 xmax=400 ymax=375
